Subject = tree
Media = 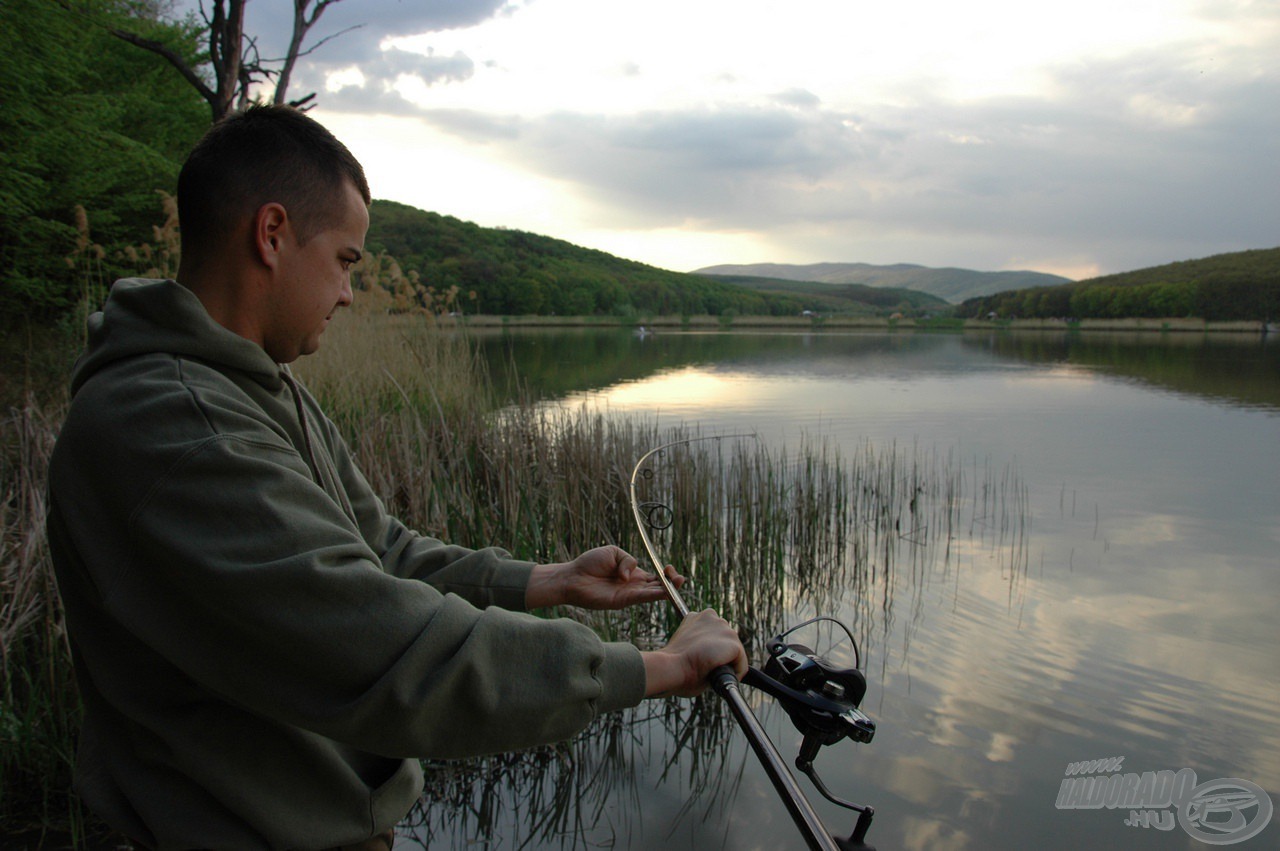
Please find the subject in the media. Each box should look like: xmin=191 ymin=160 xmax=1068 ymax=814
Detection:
xmin=84 ymin=0 xmax=355 ymax=121
xmin=0 ymin=0 xmax=207 ymax=320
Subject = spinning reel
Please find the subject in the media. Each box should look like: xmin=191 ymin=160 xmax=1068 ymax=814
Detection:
xmin=744 ymin=616 xmax=878 ymax=850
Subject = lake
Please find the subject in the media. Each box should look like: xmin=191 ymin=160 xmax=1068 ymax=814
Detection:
xmin=401 ymin=328 xmax=1280 ymax=851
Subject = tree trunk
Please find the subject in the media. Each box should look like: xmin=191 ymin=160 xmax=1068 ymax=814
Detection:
xmin=207 ymin=0 xmax=247 ymax=121
xmin=98 ymin=0 xmax=349 ymax=122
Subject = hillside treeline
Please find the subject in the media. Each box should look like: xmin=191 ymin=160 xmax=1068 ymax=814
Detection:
xmin=365 ymin=201 xmax=801 ymax=317
xmin=0 ymin=0 xmax=207 ymax=320
xmin=960 ymin=248 xmax=1280 ymax=321
xmin=703 ymin=274 xmax=950 ymax=315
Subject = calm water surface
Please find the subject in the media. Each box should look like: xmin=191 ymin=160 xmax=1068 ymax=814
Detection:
xmin=404 ymin=329 xmax=1279 ymax=851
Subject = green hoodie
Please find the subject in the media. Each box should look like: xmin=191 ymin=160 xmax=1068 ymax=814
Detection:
xmin=46 ymin=279 xmax=646 ymax=850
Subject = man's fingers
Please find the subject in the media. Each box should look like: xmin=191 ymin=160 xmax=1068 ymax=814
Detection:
xmin=662 ymin=563 xmax=686 ymax=588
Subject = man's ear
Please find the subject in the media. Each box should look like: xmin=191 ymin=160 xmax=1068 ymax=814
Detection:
xmin=253 ymin=202 xmax=290 ymax=269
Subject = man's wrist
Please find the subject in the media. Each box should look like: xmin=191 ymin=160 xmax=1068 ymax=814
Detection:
xmin=641 ymin=649 xmax=691 ymax=698
xmin=524 ymin=562 xmax=566 ymax=609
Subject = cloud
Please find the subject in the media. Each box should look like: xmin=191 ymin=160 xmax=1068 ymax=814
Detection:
xmin=408 ymin=105 xmax=883 ymax=227
xmin=241 ymin=0 xmax=522 ymax=59
xmin=380 ymin=31 xmax=1277 ymax=272
xmin=286 ymin=0 xmax=1278 ymax=274
xmin=380 ymin=45 xmax=474 ymax=80
xmin=772 ymin=88 xmax=822 ymax=110
xmin=316 ymin=46 xmax=477 ymax=114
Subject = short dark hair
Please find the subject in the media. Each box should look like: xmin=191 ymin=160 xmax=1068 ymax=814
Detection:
xmin=177 ymin=105 xmax=371 ymax=266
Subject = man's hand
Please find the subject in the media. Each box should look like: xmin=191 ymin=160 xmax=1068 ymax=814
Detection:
xmin=525 ymin=545 xmax=685 ymax=611
xmin=642 ymin=609 xmax=748 ymax=697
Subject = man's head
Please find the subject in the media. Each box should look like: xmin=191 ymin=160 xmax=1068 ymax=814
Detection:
xmin=177 ymin=105 xmax=371 ymax=269
xmin=177 ymin=106 xmax=372 ymax=363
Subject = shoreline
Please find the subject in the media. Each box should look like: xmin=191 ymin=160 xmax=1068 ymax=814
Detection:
xmin=436 ymin=314 xmax=1272 ymax=334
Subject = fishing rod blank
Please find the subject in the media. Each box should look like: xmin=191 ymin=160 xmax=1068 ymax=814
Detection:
xmin=629 ymin=436 xmax=879 ymax=851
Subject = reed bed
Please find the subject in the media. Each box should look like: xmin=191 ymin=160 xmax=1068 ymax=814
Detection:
xmin=1 ymin=400 xmax=82 ymax=840
xmin=301 ymin=314 xmax=1032 ymax=661
xmin=3 ymin=312 xmax=1030 ymax=845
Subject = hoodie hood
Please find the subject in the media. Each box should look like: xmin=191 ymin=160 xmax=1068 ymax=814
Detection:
xmin=71 ymin=279 xmax=284 ymax=397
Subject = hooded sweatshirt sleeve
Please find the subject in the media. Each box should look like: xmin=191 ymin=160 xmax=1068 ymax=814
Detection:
xmin=297 ymin=383 xmax=537 ymax=610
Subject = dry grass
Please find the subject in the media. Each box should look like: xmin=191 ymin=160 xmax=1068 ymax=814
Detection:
xmin=1 ymin=400 xmax=81 ymax=837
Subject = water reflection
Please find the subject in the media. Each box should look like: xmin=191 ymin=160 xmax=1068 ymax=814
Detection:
xmin=470 ymin=327 xmax=1280 ymax=414
xmin=974 ymin=331 xmax=1280 ymax=411
xmin=410 ymin=328 xmax=1280 ymax=849
xmin=399 ymin=699 xmax=745 ymax=850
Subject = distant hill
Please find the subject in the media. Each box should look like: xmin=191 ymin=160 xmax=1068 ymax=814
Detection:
xmin=699 ymin=274 xmax=950 ymax=315
xmin=1073 ymin=247 xmax=1280 ymax=291
xmin=959 ymin=247 xmax=1280 ymax=321
xmin=365 ymin=200 xmax=803 ymax=317
xmin=364 ymin=201 xmax=946 ymax=318
xmin=693 ymin=262 xmax=1072 ymax=304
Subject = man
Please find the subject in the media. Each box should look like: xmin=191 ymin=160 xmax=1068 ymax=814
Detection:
xmin=46 ymin=105 xmax=746 ymax=850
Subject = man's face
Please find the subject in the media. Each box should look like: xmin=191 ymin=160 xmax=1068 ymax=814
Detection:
xmin=264 ymin=180 xmax=368 ymax=363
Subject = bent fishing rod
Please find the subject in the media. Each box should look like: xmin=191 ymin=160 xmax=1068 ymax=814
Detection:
xmin=629 ymin=436 xmax=880 ymax=851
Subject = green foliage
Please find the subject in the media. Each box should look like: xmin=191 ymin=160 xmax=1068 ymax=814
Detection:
xmin=702 ymin=273 xmax=952 ymax=317
xmin=961 ymin=248 xmax=1280 ymax=321
xmin=0 ymin=0 xmax=207 ymax=322
xmin=696 ymin=262 xmax=1072 ymax=303
xmin=367 ymin=201 xmax=803 ymax=317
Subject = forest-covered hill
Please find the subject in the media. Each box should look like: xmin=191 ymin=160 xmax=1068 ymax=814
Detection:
xmin=699 ymin=274 xmax=950 ymax=315
xmin=959 ymin=247 xmax=1280 ymax=321
xmin=694 ymin=262 xmax=1071 ymax=303
xmin=365 ymin=201 xmax=806 ymax=316
xmin=365 ymin=201 xmax=942 ymax=317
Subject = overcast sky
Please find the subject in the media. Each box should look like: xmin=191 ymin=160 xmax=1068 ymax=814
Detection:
xmin=231 ymin=0 xmax=1278 ymax=279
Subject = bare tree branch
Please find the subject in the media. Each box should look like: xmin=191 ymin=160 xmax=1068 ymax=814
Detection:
xmin=273 ymin=0 xmax=348 ymax=106
xmin=291 ymin=23 xmax=362 ymax=61
xmin=106 ymin=26 xmax=216 ymax=105
xmin=259 ymin=23 xmax=362 ymax=64
xmin=288 ymin=92 xmax=318 ymax=112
